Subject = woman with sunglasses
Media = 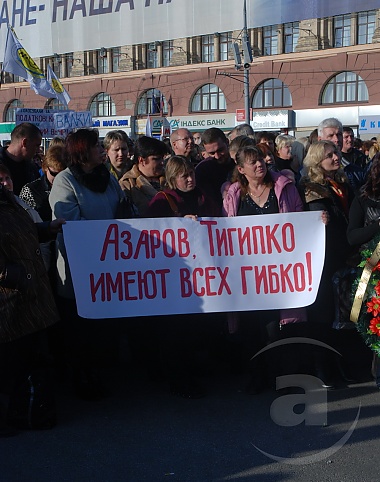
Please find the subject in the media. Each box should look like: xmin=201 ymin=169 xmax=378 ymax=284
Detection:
xmin=19 ymin=144 xmax=66 ymax=222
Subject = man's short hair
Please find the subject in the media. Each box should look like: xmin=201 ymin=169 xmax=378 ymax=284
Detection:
xmin=254 ymin=131 xmax=275 ymax=144
xmin=229 ymin=123 xmax=254 ymax=138
xmin=170 ymin=128 xmax=191 ymax=146
xmin=342 ymin=126 xmax=354 ymax=135
xmin=201 ymin=127 xmax=228 ymax=146
xmin=134 ymin=135 xmax=168 ymax=162
xmin=317 ymin=118 xmax=342 ymax=137
xmin=11 ymin=122 xmax=42 ymax=142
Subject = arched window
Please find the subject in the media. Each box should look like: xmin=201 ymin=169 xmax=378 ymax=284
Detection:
xmin=321 ymin=72 xmax=368 ymax=104
xmin=191 ymin=84 xmax=226 ymax=112
xmin=90 ymin=93 xmax=116 ymax=117
xmin=4 ymin=99 xmax=23 ymax=122
xmin=137 ymin=89 xmax=168 ymax=115
xmin=45 ymin=98 xmax=67 ymax=111
xmin=252 ymin=79 xmax=292 ymax=108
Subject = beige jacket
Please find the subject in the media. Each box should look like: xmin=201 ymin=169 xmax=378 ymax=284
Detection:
xmin=119 ymin=164 xmax=166 ymax=216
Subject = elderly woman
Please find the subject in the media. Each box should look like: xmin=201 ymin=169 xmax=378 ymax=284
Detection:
xmin=146 ymin=155 xmax=219 ymax=218
xmin=300 ymin=140 xmax=354 ymax=387
xmin=223 ymin=146 xmax=304 ymax=393
xmin=103 ymin=130 xmax=132 ymax=181
xmin=119 ymin=136 xmax=168 ymax=216
xmin=275 ymin=134 xmax=295 ymax=173
xmin=49 ymin=128 xmax=128 ymax=400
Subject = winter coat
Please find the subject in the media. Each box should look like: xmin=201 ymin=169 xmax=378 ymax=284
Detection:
xmin=347 ymin=192 xmax=380 ymax=247
xmin=0 ymin=189 xmax=59 ymax=343
xmin=119 ymin=164 xmax=166 ymax=217
xmin=0 ymin=146 xmax=40 ymax=195
xmin=19 ymin=174 xmax=52 ymax=222
xmin=49 ymin=167 xmax=125 ymax=299
xmin=195 ymin=157 xmax=235 ymax=209
xmin=300 ymin=177 xmax=354 ymax=325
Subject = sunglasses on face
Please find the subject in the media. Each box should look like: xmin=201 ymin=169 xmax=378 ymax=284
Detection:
xmin=47 ymin=167 xmax=60 ymax=177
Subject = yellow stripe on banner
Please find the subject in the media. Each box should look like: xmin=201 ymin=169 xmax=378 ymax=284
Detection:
xmin=350 ymin=241 xmax=380 ymax=323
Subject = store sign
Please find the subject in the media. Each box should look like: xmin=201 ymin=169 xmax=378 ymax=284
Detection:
xmin=359 ymin=116 xmax=380 ymax=134
xmin=92 ymin=117 xmax=130 ymax=129
xmin=250 ymin=110 xmax=294 ymax=130
xmin=236 ymin=109 xmax=248 ymax=122
xmin=0 ymin=1 xmax=377 ymax=60
xmin=136 ymin=114 xmax=236 ymax=136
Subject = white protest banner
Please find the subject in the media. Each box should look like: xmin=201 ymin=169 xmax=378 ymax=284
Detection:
xmin=63 ymin=212 xmax=325 ymax=319
xmin=53 ymin=111 xmax=93 ymax=132
xmin=16 ymin=108 xmax=71 ymax=137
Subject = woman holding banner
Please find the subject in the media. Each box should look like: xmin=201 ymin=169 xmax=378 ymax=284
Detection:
xmin=147 ymin=155 xmax=220 ymax=218
xmin=49 ymin=128 xmax=130 ymax=400
xmin=300 ymin=140 xmax=355 ymax=387
xmin=145 ymin=155 xmax=220 ymax=398
xmin=223 ymin=145 xmax=305 ymax=394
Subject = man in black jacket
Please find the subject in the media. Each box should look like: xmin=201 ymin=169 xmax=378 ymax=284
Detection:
xmin=0 ymin=123 xmax=41 ymax=195
xmin=341 ymin=126 xmax=367 ymax=169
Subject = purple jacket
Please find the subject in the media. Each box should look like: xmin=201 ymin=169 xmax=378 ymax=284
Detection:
xmin=222 ymin=170 xmax=303 ymax=216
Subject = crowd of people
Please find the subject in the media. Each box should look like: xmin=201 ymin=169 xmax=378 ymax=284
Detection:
xmin=1 ymin=117 xmax=379 ymax=436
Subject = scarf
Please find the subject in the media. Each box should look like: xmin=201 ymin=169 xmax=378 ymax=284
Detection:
xmin=69 ymin=163 xmax=110 ymax=193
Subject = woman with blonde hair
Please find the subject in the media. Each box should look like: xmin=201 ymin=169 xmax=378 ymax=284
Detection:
xmin=299 ymin=140 xmax=354 ymax=387
xmin=147 ymin=155 xmax=219 ymax=218
xmin=103 ymin=130 xmax=132 ymax=180
xmin=146 ymin=155 xmax=219 ymax=399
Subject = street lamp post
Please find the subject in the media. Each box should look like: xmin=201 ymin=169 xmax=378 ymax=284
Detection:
xmin=243 ymin=0 xmax=251 ymax=125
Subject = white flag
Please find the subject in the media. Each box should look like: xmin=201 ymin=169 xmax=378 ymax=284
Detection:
xmin=47 ymin=64 xmax=71 ymax=106
xmin=145 ymin=115 xmax=152 ymax=137
xmin=3 ymin=26 xmax=56 ymax=99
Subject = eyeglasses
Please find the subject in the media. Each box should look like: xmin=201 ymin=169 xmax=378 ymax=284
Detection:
xmin=175 ymin=137 xmax=193 ymax=143
xmin=47 ymin=167 xmax=60 ymax=177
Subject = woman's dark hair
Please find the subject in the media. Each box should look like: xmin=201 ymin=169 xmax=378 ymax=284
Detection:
xmin=362 ymin=152 xmax=380 ymax=199
xmin=0 ymin=163 xmax=11 ymax=176
xmin=235 ymin=146 xmax=272 ymax=197
xmin=134 ymin=136 xmax=168 ymax=163
xmin=65 ymin=129 xmax=99 ymax=166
